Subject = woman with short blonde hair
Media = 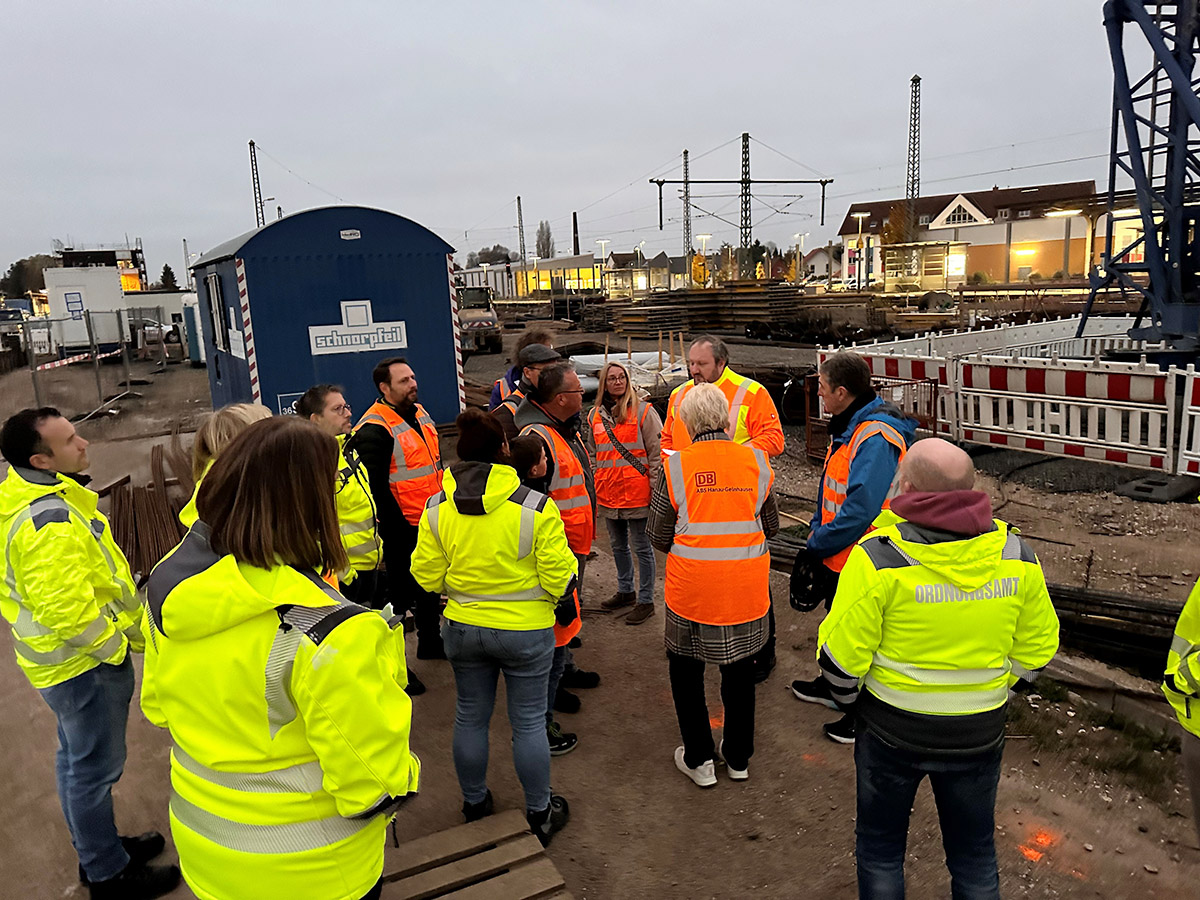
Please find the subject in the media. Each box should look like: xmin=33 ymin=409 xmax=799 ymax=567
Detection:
xmin=180 ymin=403 xmax=272 ymax=526
xmin=586 ymin=360 xmax=662 ymax=625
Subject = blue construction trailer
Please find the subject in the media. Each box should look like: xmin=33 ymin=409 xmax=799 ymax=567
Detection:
xmin=190 ymin=206 xmax=464 ymax=422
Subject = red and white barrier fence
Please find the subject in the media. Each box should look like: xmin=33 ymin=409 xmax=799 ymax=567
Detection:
xmin=822 ymin=315 xmax=1190 ymax=475
xmin=447 ymin=254 xmax=466 ymax=412
xmin=35 ymin=348 xmax=121 ymax=371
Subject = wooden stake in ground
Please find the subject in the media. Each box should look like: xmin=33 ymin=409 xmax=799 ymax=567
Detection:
xmin=626 ymin=336 xmax=631 ymax=361
xmin=667 ymin=331 xmax=674 ymax=364
xmin=658 ymin=331 xmax=663 ymax=371
xmin=604 ymin=333 xmax=609 ymax=362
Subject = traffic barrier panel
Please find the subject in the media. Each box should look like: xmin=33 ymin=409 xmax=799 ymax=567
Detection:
xmin=957 ymin=354 xmax=1175 ymax=471
xmin=1176 ymin=367 xmax=1200 ymax=476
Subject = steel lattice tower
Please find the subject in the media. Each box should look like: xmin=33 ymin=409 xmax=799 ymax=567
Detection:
xmin=739 ymin=133 xmax=752 ymax=275
xmin=905 ymin=76 xmax=921 ymax=241
xmin=249 ymin=140 xmax=265 ymax=228
xmin=682 ymin=149 xmax=692 ymax=256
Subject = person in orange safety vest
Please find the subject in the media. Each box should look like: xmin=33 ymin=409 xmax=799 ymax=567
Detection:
xmin=789 ymin=350 xmax=916 ymax=746
xmin=515 ymin=361 xmax=599 ymax=751
xmin=351 ymin=357 xmax=445 ymax=695
xmin=649 ymin=383 xmax=780 ymax=787
xmin=661 ymin=334 xmax=785 ymax=682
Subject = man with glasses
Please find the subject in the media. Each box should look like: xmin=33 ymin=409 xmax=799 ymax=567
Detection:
xmin=296 ymin=385 xmax=386 ymax=613
xmin=493 ymin=343 xmax=562 ymax=441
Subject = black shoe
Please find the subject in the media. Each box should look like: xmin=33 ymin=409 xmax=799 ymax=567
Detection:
xmin=462 ymin=790 xmax=494 ymax=823
xmin=416 ymin=636 xmax=447 ymax=660
xmin=752 ymin=655 xmax=776 ymax=684
xmin=823 ymin=713 xmax=856 ymax=745
xmin=79 ymin=833 xmax=167 ymax=883
xmin=560 ymin=667 xmax=600 ymax=690
xmin=791 ymin=677 xmax=838 ymax=710
xmin=547 ymin=720 xmax=578 ymax=756
xmin=88 ymin=862 xmax=181 ymax=900
xmin=527 ymin=795 xmax=570 ymax=847
xmin=405 ymin=669 xmax=426 ymax=696
xmin=568 ymin=636 xmax=582 ymax=649
xmin=553 ymin=686 xmax=581 ymax=714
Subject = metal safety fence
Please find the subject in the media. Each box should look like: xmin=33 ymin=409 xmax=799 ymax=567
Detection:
xmin=820 ymin=315 xmax=1194 ymax=475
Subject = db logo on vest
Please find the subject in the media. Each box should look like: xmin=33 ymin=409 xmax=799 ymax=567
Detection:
xmin=696 ymin=471 xmax=717 ymax=487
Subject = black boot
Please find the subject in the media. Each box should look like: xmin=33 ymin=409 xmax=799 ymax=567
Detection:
xmin=79 ymin=832 xmax=166 ymax=883
xmin=462 ymin=790 xmax=494 ymax=823
xmin=526 ymin=795 xmax=570 ymax=847
xmin=88 ymin=861 xmax=181 ymax=900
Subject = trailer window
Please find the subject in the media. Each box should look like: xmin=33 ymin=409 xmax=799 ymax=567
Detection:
xmin=205 ymin=273 xmax=230 ymax=352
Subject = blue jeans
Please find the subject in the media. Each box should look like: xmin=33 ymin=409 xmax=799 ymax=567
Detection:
xmin=605 ymin=517 xmax=655 ymax=605
xmin=442 ymin=620 xmax=555 ymax=814
xmin=855 ymin=726 xmax=1003 ymax=900
xmin=38 ymin=656 xmax=135 ymax=882
xmin=547 ymin=645 xmax=570 ymax=717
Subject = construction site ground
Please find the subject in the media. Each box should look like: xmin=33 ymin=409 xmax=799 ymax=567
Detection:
xmin=0 ymin=339 xmax=1197 ymax=897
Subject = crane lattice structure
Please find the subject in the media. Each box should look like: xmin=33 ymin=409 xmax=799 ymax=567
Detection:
xmin=650 ymin=133 xmax=833 ymax=279
xmin=249 ymin=140 xmax=265 ymax=229
xmin=1080 ymin=0 xmax=1200 ymax=350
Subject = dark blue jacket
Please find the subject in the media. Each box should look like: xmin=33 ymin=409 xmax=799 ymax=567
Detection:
xmin=807 ymin=396 xmax=916 ymax=561
xmin=488 ymin=366 xmax=521 ymax=411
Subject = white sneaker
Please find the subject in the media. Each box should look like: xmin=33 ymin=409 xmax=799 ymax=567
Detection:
xmin=674 ymin=746 xmax=716 ymax=787
xmin=716 ymin=739 xmax=749 ymax=781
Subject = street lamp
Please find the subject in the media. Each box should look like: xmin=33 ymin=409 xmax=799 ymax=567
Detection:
xmin=528 ymin=255 xmax=539 ymax=297
xmin=851 ymin=212 xmax=870 ymax=291
xmin=596 ymin=239 xmax=610 ymax=294
xmin=635 ymin=241 xmax=646 ymax=300
xmin=793 ymin=232 xmax=809 ymax=283
xmin=478 ymin=261 xmax=490 ymax=290
xmin=697 ymin=233 xmax=712 ymax=287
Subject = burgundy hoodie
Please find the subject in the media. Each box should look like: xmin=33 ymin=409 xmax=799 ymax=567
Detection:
xmin=888 ymin=489 xmax=993 ymax=536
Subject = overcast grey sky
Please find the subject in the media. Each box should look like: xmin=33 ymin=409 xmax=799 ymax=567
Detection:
xmin=2 ymin=1 xmax=1118 ymax=276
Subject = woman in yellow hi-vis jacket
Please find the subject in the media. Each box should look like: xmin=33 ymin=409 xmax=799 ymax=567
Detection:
xmin=143 ymin=417 xmax=419 ymax=900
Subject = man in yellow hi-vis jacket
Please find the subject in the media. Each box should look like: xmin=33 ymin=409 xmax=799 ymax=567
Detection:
xmin=816 ymin=438 xmax=1059 ymax=899
xmin=1163 ymin=576 xmax=1200 ymax=842
xmin=0 ymin=408 xmax=179 ymax=899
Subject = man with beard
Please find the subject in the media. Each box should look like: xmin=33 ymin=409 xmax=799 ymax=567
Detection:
xmin=352 ymin=358 xmax=445 ymax=695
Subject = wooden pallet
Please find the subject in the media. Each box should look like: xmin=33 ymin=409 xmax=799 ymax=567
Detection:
xmin=381 ymin=810 xmax=571 ymax=900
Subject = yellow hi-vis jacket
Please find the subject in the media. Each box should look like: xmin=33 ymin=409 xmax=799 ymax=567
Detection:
xmin=178 ymin=460 xmax=212 ymax=529
xmin=411 ymin=462 xmax=577 ymax=631
xmin=1164 ymin=577 xmax=1200 ymax=739
xmin=0 ymin=465 xmax=142 ymax=689
xmin=141 ymin=524 xmax=420 ymax=900
xmin=336 ymin=435 xmax=381 ymax=583
xmin=818 ymin=510 xmax=1059 ymax=720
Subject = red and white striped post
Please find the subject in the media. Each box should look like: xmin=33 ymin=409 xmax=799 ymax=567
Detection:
xmin=447 ymin=254 xmax=466 ymax=412
xmin=235 ymin=257 xmax=262 ymax=405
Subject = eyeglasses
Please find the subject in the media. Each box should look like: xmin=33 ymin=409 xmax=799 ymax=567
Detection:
xmin=330 ymin=403 xmax=351 ymax=414
xmin=605 ymin=374 xmax=627 ymax=382
xmin=559 ymin=389 xmax=586 ymax=395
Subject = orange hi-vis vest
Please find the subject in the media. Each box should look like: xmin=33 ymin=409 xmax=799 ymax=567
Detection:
xmin=661 ymin=367 xmax=784 ymax=460
xmin=820 ymin=420 xmax=908 ymax=573
xmin=520 ymin=423 xmax=594 ymax=555
xmin=663 ymin=439 xmax=774 ymax=626
xmin=356 ymin=401 xmax=443 ymax=527
xmin=498 ymin=387 xmax=524 ymax=418
xmin=589 ymin=403 xmax=652 ymax=509
xmin=494 ymin=378 xmax=514 ymax=404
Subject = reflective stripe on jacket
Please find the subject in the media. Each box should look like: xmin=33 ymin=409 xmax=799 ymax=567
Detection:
xmin=355 ymin=401 xmax=442 ymax=527
xmin=589 ymin=403 xmax=652 ymax=509
xmin=411 ymin=463 xmax=576 ymax=632
xmin=336 ymin=435 xmax=381 ymax=579
xmin=0 ymin=466 xmax=142 ymax=689
xmin=1164 ymin=578 xmax=1200 ymax=739
xmin=178 ymin=460 xmax=212 ymax=530
xmin=819 ymin=420 xmax=908 ymax=573
xmin=141 ymin=525 xmax=419 ymax=900
xmin=520 ymin=423 xmax=595 ymax=554
xmin=818 ymin=512 xmax=1060 ymax=720
xmin=660 ymin=367 xmax=785 ymax=460
xmin=663 ymin=439 xmax=774 ymax=626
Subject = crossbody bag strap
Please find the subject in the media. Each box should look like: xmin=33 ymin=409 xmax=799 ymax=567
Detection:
xmin=600 ymin=410 xmax=649 ymax=477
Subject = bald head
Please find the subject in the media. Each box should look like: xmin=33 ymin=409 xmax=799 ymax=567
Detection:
xmin=898 ymin=439 xmax=976 ymax=493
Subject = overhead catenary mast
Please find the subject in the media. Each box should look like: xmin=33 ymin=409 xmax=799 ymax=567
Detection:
xmin=905 ymin=75 xmax=922 ymax=242
xmin=516 ymin=195 xmax=527 ymax=296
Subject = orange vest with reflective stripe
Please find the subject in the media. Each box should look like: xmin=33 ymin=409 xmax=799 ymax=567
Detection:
xmin=820 ymin=420 xmax=907 ymax=573
xmin=520 ymin=423 xmax=594 ymax=555
xmin=494 ymin=378 xmax=513 ymax=403
xmin=663 ymin=439 xmax=773 ymax=626
xmin=589 ymin=403 xmax=652 ymax=509
xmin=498 ymin=387 xmax=524 ymax=418
xmin=355 ymin=401 xmax=443 ymax=527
